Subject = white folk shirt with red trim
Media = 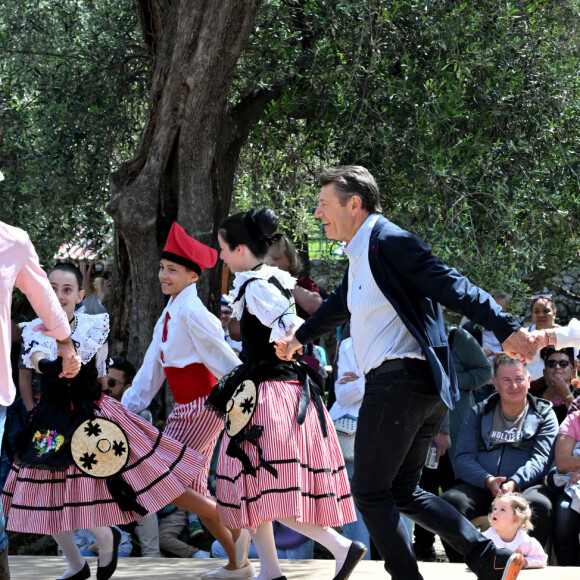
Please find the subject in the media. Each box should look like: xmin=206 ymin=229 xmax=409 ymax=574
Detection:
xmin=122 ymin=283 xmax=241 ymax=414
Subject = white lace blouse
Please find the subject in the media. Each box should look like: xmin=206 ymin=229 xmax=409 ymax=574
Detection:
xmin=20 ymin=312 xmax=109 ymax=377
xmin=230 ymin=265 xmax=303 ymax=343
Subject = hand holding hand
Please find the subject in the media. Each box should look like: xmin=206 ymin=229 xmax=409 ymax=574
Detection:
xmin=528 ymin=329 xmax=549 ymax=351
xmin=485 ymin=475 xmax=506 ymax=497
xmin=502 ymin=328 xmax=539 ymax=363
xmin=499 ymin=480 xmax=517 ymax=494
xmin=274 ymin=324 xmax=303 ymax=361
xmin=57 ymin=337 xmax=81 ymax=378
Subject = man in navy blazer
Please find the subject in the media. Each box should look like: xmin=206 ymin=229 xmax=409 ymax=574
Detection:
xmin=278 ymin=166 xmax=538 ymax=580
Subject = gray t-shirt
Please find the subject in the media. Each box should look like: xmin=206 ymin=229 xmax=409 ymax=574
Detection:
xmin=489 ymin=402 xmax=529 ymax=448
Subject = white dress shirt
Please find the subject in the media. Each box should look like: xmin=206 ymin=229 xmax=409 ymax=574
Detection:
xmin=122 ymin=283 xmax=241 ymax=413
xmin=555 ymin=318 xmax=580 ymax=349
xmin=328 ymin=338 xmax=365 ymax=420
xmin=345 ymin=214 xmax=424 ymax=375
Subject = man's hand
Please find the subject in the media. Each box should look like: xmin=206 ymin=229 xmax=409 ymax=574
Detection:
xmin=546 ymin=374 xmax=574 ymax=400
xmin=274 ymin=324 xmax=304 ymax=361
xmin=338 ymin=371 xmax=360 ymax=384
xmin=57 ymin=337 xmax=81 ymax=378
xmin=499 ymin=480 xmax=517 ymax=494
xmin=432 ymin=432 xmax=451 ymax=462
xmin=528 ymin=329 xmax=550 ymax=351
xmin=485 ymin=475 xmax=506 ymax=497
xmin=502 ymin=328 xmax=539 ymax=362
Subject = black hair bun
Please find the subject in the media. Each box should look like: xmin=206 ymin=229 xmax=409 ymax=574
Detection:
xmin=255 ymin=208 xmax=278 ymax=238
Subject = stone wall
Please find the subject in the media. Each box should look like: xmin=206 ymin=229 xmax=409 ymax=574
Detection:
xmin=547 ymin=264 xmax=580 ymax=324
xmin=310 ymin=258 xmax=347 ymax=295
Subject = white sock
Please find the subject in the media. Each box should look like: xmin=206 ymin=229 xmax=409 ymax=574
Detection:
xmin=250 ymin=522 xmax=283 ymax=580
xmin=276 ymin=517 xmax=352 ymax=576
xmin=89 ymin=526 xmax=114 ymax=568
xmin=53 ymin=532 xmax=85 ymax=579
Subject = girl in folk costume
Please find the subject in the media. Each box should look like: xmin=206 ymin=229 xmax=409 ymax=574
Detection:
xmin=121 ymin=223 xmax=253 ymax=580
xmin=209 ymin=208 xmax=366 ymax=580
xmin=2 ymin=263 xmax=228 ymax=580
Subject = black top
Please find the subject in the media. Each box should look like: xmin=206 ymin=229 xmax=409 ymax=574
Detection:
xmin=16 ymin=358 xmax=101 ymax=470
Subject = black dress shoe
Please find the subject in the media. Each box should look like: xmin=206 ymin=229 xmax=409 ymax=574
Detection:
xmin=271 ymin=577 xmax=288 ymax=580
xmin=333 ymin=541 xmax=368 ymax=580
xmin=477 ymin=548 xmax=525 ymax=580
xmin=57 ymin=561 xmax=90 ymax=580
xmin=96 ymin=527 xmax=121 ymax=580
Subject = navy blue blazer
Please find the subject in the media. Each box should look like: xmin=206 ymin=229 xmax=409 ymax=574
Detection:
xmin=296 ymin=215 xmax=521 ymax=409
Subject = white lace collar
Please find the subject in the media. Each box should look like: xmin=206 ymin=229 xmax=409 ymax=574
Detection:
xmin=230 ymin=266 xmax=295 ymax=319
xmin=21 ymin=312 xmax=109 ymax=367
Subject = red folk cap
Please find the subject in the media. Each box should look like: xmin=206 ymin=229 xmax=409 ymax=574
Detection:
xmin=162 ymin=222 xmax=217 ymax=275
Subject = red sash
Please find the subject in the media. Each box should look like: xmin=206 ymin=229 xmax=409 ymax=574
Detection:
xmin=164 ymin=363 xmax=216 ymax=404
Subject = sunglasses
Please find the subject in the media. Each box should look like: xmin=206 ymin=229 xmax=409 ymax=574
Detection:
xmin=532 ymin=293 xmax=552 ymax=300
xmin=107 ymin=378 xmax=124 ymax=388
xmin=546 ymin=360 xmax=571 ymax=368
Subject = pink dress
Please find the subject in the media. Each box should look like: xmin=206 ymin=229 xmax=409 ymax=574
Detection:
xmin=2 ymin=313 xmax=204 ymax=534
xmin=483 ymin=528 xmax=547 ymax=568
xmin=212 ymin=266 xmax=355 ymax=530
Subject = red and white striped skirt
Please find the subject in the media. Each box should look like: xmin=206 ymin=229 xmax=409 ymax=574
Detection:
xmin=2 ymin=395 xmax=205 ymax=535
xmin=163 ymin=397 xmax=224 ymax=497
xmin=215 ymin=380 xmax=356 ymax=530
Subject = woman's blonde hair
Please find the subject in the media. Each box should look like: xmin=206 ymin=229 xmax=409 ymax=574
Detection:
xmin=489 ymin=492 xmax=533 ymax=531
xmin=268 ymin=234 xmax=303 ymax=276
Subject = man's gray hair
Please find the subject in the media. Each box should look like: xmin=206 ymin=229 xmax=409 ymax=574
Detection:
xmin=319 ymin=166 xmax=382 ymax=214
xmin=493 ymin=354 xmax=527 ymax=378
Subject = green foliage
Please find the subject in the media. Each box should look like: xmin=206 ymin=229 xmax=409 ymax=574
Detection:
xmin=0 ymin=0 xmax=147 ymax=264
xmin=2 ymin=0 xmax=580 ymax=303
xmin=234 ymin=0 xmax=580 ymax=299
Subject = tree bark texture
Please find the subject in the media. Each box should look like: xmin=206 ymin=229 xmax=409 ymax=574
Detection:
xmin=107 ymin=0 xmax=263 ymax=368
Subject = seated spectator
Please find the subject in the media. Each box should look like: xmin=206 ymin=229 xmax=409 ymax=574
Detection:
xmin=107 ymin=356 xmax=161 ymax=557
xmin=551 ymin=409 xmax=580 ymax=565
xmin=157 ymin=505 xmax=210 ymax=559
xmin=266 ymin=234 xmax=323 ymax=319
xmin=211 ymin=521 xmax=314 ymax=561
xmin=266 ymin=234 xmax=326 ymax=376
xmin=440 ymin=355 xmax=558 ymax=561
xmin=72 ymin=526 xmax=132 ymax=558
xmin=526 ymin=293 xmax=559 ymax=380
xmin=463 ymin=290 xmax=509 ymax=403
xmin=220 ymin=296 xmax=242 ymax=355
xmin=328 ymin=335 xmax=372 ymax=559
xmin=79 ymin=261 xmax=108 ymax=315
xmin=483 ymin=492 xmax=547 ymax=569
xmin=107 ymin=356 xmax=153 ymax=424
xmin=530 ymin=347 xmax=580 ymax=424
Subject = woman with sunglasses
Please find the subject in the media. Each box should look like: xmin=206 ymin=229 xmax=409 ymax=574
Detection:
xmin=527 ymin=293 xmax=560 ymax=380
xmin=532 ymin=347 xmax=579 ymax=424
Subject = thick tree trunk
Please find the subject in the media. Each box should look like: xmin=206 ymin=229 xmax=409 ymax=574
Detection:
xmin=107 ymin=0 xmax=262 ymax=368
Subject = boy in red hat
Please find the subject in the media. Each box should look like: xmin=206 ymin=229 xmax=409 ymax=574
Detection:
xmin=122 ymin=223 xmax=252 ymax=579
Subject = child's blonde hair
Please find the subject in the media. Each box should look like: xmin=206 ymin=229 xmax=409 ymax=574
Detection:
xmin=489 ymin=492 xmax=533 ymax=531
